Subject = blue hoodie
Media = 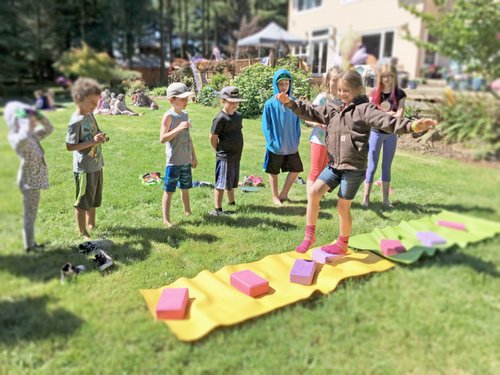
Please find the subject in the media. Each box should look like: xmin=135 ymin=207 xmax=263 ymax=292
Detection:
xmin=262 ymin=69 xmax=301 ymax=155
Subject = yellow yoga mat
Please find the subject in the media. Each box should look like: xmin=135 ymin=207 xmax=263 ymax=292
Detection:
xmin=140 ymin=250 xmax=394 ymax=342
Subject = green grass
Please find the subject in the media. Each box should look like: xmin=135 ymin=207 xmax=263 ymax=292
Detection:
xmin=1 ymin=101 xmax=499 ymax=374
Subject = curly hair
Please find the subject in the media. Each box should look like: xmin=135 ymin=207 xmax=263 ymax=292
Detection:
xmin=71 ymin=78 xmax=101 ymax=103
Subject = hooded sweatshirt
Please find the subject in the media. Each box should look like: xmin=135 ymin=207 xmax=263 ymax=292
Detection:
xmin=262 ymin=69 xmax=301 ymax=155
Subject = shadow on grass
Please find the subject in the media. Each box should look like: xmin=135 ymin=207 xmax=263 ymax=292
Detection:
xmin=0 ymin=295 xmax=83 ymax=345
xmin=0 ymin=247 xmax=95 ymax=282
xmin=109 ymin=225 xmax=219 ymax=251
xmin=409 ymin=246 xmax=499 ymax=278
xmin=242 ymin=204 xmax=333 ymax=219
xmin=187 ymin=215 xmax=298 ymax=231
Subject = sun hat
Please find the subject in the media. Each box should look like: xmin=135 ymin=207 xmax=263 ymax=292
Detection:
xmin=219 ymin=86 xmax=245 ymax=102
xmin=167 ymin=82 xmax=195 ymax=99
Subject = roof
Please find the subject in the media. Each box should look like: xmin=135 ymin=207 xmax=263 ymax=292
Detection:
xmin=237 ymin=22 xmax=306 ymax=48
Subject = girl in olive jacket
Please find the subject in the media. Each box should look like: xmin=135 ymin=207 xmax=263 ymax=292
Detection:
xmin=276 ymin=69 xmax=436 ymax=254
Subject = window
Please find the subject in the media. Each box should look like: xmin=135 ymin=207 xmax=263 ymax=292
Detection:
xmin=295 ymin=0 xmax=322 ymax=11
xmin=311 ymin=39 xmax=328 ymax=75
xmin=361 ymin=30 xmax=394 ymax=60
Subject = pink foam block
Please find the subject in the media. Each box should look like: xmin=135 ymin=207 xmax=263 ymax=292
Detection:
xmin=380 ymin=239 xmax=406 ymax=256
xmin=156 ymin=288 xmax=189 ymax=320
xmin=230 ymin=270 xmax=269 ymax=297
xmin=416 ymin=231 xmax=447 ymax=247
xmin=290 ymin=259 xmax=316 ymax=285
xmin=311 ymin=248 xmax=340 ymax=264
xmin=437 ymin=220 xmax=466 ymax=231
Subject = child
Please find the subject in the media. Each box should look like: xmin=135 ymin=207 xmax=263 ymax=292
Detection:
xmin=305 ymin=65 xmax=343 ymax=191
xmin=160 ymin=82 xmax=197 ymax=227
xmin=262 ymin=69 xmax=303 ymax=206
xmin=66 ymin=78 xmax=108 ymax=239
xmin=276 ymin=69 xmax=436 ymax=254
xmin=362 ymin=64 xmax=407 ymax=208
xmin=66 ymin=78 xmax=113 ymax=269
xmin=112 ymin=94 xmax=141 ymax=116
xmin=209 ymin=86 xmax=245 ymax=216
xmin=4 ymin=101 xmax=53 ymax=252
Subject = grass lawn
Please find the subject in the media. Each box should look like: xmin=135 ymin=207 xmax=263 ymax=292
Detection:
xmin=1 ymin=101 xmax=499 ymax=374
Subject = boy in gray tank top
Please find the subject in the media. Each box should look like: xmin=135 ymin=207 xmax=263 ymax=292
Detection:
xmin=159 ymin=83 xmax=198 ymax=227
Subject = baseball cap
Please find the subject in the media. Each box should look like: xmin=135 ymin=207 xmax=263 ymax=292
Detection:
xmin=219 ymin=86 xmax=245 ymax=102
xmin=167 ymin=82 xmax=194 ymax=99
xmin=276 ymin=73 xmax=291 ymax=83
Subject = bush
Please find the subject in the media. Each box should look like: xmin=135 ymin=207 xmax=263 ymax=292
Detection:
xmin=123 ymin=79 xmax=147 ymax=95
xmin=404 ymin=104 xmax=421 ymax=120
xmin=210 ymin=73 xmax=229 ymax=91
xmin=150 ymin=86 xmax=167 ymax=97
xmin=233 ymin=57 xmax=312 ymax=118
xmin=433 ymin=90 xmax=499 ymax=159
xmin=197 ymin=85 xmax=219 ymax=107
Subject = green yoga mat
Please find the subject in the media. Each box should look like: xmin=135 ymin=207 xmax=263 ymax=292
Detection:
xmin=349 ymin=211 xmax=500 ymax=264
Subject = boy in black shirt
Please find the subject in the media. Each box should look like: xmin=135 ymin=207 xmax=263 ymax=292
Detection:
xmin=209 ymin=86 xmax=245 ymax=216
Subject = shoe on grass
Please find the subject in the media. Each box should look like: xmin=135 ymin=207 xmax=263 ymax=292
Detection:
xmin=93 ymin=250 xmax=114 ymax=271
xmin=209 ymin=208 xmax=226 ymax=217
xmin=25 ymin=243 xmax=45 ymax=253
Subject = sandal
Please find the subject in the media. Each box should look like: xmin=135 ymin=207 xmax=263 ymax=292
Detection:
xmin=243 ymin=175 xmax=254 ymax=186
xmin=141 ymin=173 xmax=157 ymax=185
xmin=253 ymin=176 xmax=265 ymax=187
xmin=150 ymin=171 xmax=162 ymax=182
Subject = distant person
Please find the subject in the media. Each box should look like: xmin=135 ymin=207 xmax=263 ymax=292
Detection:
xmin=211 ymin=45 xmax=221 ymax=61
xmin=209 ymin=86 xmax=245 ymax=216
xmin=34 ymin=90 xmax=49 ymax=110
xmin=160 ymin=83 xmax=198 ymax=227
xmin=262 ymin=69 xmax=303 ymax=206
xmin=362 ymin=64 xmax=406 ymax=208
xmin=4 ymin=101 xmax=53 ymax=252
xmin=112 ymin=94 xmax=141 ymax=116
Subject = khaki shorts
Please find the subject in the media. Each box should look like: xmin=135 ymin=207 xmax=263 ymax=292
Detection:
xmin=74 ymin=170 xmax=103 ymax=210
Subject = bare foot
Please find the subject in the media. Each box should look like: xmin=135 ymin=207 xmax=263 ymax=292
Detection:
xmin=184 ymin=211 xmax=192 ymax=216
xmin=382 ymin=202 xmax=394 ymax=210
xmin=81 ymin=232 xmax=91 ymax=241
xmin=361 ymin=200 xmax=369 ymax=208
xmin=163 ymin=220 xmax=175 ymax=228
xmin=272 ymin=197 xmax=283 ymax=206
xmin=87 ymin=225 xmax=95 ymax=231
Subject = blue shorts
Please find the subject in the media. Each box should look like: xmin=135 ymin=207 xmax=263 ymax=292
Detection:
xmin=163 ymin=164 xmax=192 ymax=192
xmin=318 ymin=166 xmax=365 ymax=200
xmin=215 ymin=159 xmax=240 ymax=190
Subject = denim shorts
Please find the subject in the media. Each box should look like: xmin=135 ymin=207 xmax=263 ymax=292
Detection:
xmin=318 ymin=166 xmax=365 ymax=200
xmin=164 ymin=164 xmax=192 ymax=192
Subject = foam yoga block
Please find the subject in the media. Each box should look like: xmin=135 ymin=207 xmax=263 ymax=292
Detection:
xmin=311 ymin=248 xmax=340 ymax=264
xmin=380 ymin=239 xmax=406 ymax=256
xmin=156 ymin=288 xmax=189 ymax=320
xmin=417 ymin=231 xmax=447 ymax=247
xmin=438 ymin=220 xmax=466 ymax=231
xmin=230 ymin=270 xmax=269 ymax=297
xmin=290 ymin=259 xmax=316 ymax=285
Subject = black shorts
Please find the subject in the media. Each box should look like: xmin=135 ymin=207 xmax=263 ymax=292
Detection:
xmin=214 ymin=159 xmax=240 ymax=190
xmin=263 ymin=150 xmax=303 ymax=175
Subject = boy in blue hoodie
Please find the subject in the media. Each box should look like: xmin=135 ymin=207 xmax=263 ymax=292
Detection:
xmin=262 ymin=69 xmax=303 ymax=206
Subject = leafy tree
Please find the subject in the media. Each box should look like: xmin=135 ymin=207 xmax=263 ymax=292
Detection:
xmin=403 ymin=0 xmax=500 ymax=81
xmin=53 ymin=42 xmax=140 ymax=84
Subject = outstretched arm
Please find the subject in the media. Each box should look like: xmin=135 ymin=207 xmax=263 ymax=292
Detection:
xmin=275 ymin=92 xmax=333 ymax=124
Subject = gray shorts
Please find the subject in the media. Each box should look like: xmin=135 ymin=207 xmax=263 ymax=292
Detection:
xmin=318 ymin=166 xmax=365 ymax=200
xmin=74 ymin=170 xmax=103 ymax=210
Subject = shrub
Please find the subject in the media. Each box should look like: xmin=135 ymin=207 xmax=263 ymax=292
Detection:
xmin=150 ymin=86 xmax=167 ymax=97
xmin=210 ymin=73 xmax=229 ymax=91
xmin=404 ymin=104 xmax=421 ymax=120
xmin=233 ymin=57 xmax=312 ymax=118
xmin=433 ymin=91 xmax=499 ymax=160
xmin=197 ymin=85 xmax=219 ymax=107
xmin=123 ymin=79 xmax=147 ymax=95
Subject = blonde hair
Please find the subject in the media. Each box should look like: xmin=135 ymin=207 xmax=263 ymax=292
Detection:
xmin=338 ymin=69 xmax=364 ymax=96
xmin=322 ymin=65 xmax=343 ymax=96
xmin=71 ymin=78 xmax=101 ymax=103
xmin=371 ymin=64 xmax=398 ymax=107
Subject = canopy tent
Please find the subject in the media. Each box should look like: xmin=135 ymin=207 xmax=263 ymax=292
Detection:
xmin=236 ymin=22 xmax=306 ymax=50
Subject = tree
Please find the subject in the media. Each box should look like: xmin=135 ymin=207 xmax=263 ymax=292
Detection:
xmin=403 ymin=0 xmax=500 ymax=81
xmin=53 ymin=42 xmax=140 ymax=84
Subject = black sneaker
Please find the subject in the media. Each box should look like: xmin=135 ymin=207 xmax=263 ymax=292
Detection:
xmin=78 ymin=242 xmax=100 ymax=255
xmin=209 ymin=208 xmax=225 ymax=216
xmin=26 ymin=243 xmax=45 ymax=253
xmin=93 ymin=250 xmax=114 ymax=271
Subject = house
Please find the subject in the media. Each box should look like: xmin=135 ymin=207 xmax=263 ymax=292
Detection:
xmin=287 ymin=0 xmax=451 ymax=78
